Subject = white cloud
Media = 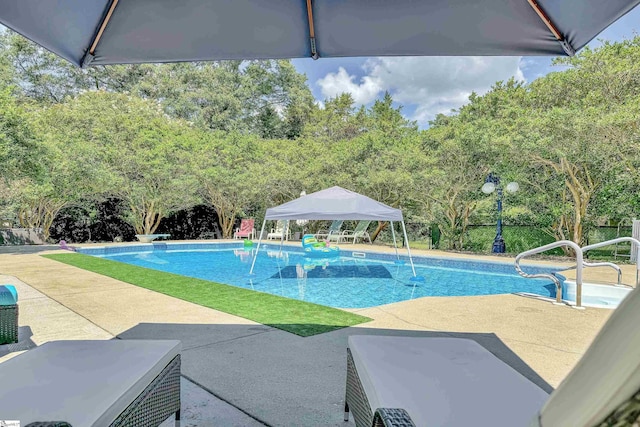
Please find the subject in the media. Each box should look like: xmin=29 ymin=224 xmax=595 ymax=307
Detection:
xmin=316 ymin=67 xmax=382 ymax=105
xmin=316 ymin=56 xmax=525 ymax=126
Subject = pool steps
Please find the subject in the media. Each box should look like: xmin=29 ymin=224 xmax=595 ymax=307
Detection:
xmin=516 ymin=237 xmax=640 ymax=309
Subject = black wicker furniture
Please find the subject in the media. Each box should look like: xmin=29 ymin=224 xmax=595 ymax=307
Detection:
xmin=0 ymin=284 xmax=18 ymax=345
xmin=0 ymin=340 xmax=181 ymax=426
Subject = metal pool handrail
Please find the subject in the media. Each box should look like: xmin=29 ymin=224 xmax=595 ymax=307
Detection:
xmin=582 ymin=237 xmax=640 ymax=288
xmin=558 ymin=261 xmax=622 ymax=287
xmin=515 ymin=240 xmax=583 ymax=308
xmin=582 ymin=261 xmax=622 ymax=287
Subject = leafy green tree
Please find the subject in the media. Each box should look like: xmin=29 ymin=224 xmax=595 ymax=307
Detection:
xmin=420 ymin=82 xmax=521 ymax=250
xmin=302 ymin=93 xmax=366 ymax=142
xmin=0 ymin=89 xmax=42 ymax=182
xmin=117 ymin=125 xmax=200 ymax=235
xmin=419 ymin=121 xmax=487 ymax=250
xmin=190 ymin=132 xmax=265 ymax=238
xmin=1 ymin=32 xmax=316 ymax=137
xmin=36 ymin=91 xmax=199 ymax=236
xmin=10 ymin=100 xmax=107 ymax=240
xmin=0 ymin=87 xmax=44 ymax=227
xmin=515 ymin=105 xmax=638 ymax=250
xmin=242 ymin=60 xmax=315 ymax=138
xmin=366 ymin=92 xmax=418 ymax=138
xmin=0 ymin=32 xmax=163 ymax=103
xmin=513 ymin=38 xmax=640 ymax=250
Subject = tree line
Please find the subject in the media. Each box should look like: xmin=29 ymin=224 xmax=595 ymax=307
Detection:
xmin=1 ymin=31 xmax=639 ymax=254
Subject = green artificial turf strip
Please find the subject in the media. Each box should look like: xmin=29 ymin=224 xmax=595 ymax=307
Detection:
xmin=43 ymin=253 xmax=371 ymax=337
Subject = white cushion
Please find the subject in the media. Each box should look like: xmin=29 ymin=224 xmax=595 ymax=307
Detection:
xmin=536 ymin=285 xmax=640 ymax=426
xmin=348 ymin=335 xmax=548 ymax=426
xmin=0 ymin=339 xmax=181 ymax=426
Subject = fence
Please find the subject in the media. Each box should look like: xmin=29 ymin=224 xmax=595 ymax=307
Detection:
xmin=393 ymin=223 xmax=633 ymax=260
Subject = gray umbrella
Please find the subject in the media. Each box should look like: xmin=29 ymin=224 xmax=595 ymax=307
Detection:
xmin=1 ymin=0 xmax=638 ymax=67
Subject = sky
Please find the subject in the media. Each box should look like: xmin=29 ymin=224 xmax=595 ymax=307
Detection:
xmin=292 ymin=7 xmax=640 ymax=128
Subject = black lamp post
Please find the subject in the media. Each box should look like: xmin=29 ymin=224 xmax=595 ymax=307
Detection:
xmin=482 ymin=173 xmax=518 ymax=253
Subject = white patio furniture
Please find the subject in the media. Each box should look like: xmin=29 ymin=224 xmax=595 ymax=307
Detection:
xmin=0 ymin=339 xmax=181 ymax=426
xmin=344 ymin=284 xmax=640 ymax=426
xmin=315 ymin=220 xmax=344 ymax=242
xmin=267 ymin=220 xmax=291 ymax=240
xmin=339 ymin=221 xmax=372 ymax=244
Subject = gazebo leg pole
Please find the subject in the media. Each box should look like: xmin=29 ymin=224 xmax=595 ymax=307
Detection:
xmin=279 ymin=220 xmax=286 ymax=255
xmin=250 ymin=219 xmax=267 ymax=275
xmin=401 ymin=221 xmax=417 ymax=276
xmin=390 ymin=221 xmax=400 ymax=261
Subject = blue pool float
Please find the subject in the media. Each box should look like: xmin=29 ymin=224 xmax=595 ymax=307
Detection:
xmin=302 ymin=234 xmax=340 ymax=257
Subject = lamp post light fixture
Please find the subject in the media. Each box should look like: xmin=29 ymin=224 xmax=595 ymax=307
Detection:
xmin=482 ymin=173 xmax=519 ymax=254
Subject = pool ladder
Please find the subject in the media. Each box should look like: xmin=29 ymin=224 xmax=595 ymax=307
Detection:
xmin=515 ymin=238 xmax=640 ymax=309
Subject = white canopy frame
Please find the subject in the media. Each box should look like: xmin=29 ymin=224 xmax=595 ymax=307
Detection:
xmin=249 ymin=187 xmax=417 ymax=277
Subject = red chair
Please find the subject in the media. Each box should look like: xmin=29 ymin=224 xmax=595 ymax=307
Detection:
xmin=234 ymin=218 xmax=255 ymax=239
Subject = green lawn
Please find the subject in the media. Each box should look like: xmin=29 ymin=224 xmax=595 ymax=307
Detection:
xmin=43 ymin=253 xmax=371 ymax=337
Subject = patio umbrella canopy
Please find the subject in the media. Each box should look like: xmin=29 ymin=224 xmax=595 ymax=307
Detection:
xmin=1 ymin=0 xmax=638 ymax=67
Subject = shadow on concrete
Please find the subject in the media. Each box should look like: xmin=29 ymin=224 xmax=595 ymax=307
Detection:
xmin=0 ymin=228 xmax=45 ymax=245
xmin=118 ymin=322 xmax=552 ymax=426
xmin=0 ymin=245 xmax=60 ymax=255
xmin=0 ymin=326 xmax=36 ymax=357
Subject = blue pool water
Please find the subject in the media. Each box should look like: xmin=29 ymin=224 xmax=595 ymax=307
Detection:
xmin=80 ymin=243 xmax=560 ymax=309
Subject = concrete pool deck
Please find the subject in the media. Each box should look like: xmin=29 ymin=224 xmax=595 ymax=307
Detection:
xmin=0 ymin=241 xmax=633 ymax=426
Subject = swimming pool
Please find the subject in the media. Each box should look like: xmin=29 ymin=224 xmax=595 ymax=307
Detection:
xmin=78 ymin=243 xmax=561 ymax=309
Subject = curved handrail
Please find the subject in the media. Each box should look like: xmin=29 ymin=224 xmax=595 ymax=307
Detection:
xmin=515 ymin=240 xmax=583 ymax=307
xmin=514 ymin=263 xmax=563 ymax=304
xmin=582 ymin=237 xmax=640 ymax=287
xmin=582 ymin=261 xmax=622 ymax=286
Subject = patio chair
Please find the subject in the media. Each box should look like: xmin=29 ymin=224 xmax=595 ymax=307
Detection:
xmin=267 ymin=220 xmax=291 ymax=240
xmin=234 ymin=218 xmax=255 ymax=240
xmin=344 ymin=284 xmax=640 ymax=427
xmin=340 ymin=221 xmax=372 ymax=244
xmin=315 ymin=220 xmax=344 ymax=242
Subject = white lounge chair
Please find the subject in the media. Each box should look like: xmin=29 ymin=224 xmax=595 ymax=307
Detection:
xmin=267 ymin=220 xmax=291 ymax=240
xmin=315 ymin=220 xmax=344 ymax=242
xmin=344 ymin=284 xmax=640 ymax=426
xmin=339 ymin=221 xmax=372 ymax=244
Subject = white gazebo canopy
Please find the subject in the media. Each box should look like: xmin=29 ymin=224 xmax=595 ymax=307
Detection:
xmin=250 ymin=186 xmax=417 ymax=276
xmin=265 ymin=186 xmax=403 ymax=221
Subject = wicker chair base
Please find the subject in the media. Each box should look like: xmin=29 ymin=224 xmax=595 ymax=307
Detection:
xmin=110 ymin=354 xmax=181 ymax=427
xmin=373 ymin=409 xmax=416 ymax=427
xmin=0 ymin=303 xmax=18 ymax=345
xmin=596 ymin=387 xmax=640 ymax=426
xmin=345 ymin=348 xmax=415 ymax=427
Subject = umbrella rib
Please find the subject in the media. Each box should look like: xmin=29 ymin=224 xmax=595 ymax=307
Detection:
xmin=526 ymin=0 xmax=575 ymax=56
xmin=306 ymin=0 xmax=319 ymax=60
xmin=89 ymin=0 xmax=120 ymax=55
